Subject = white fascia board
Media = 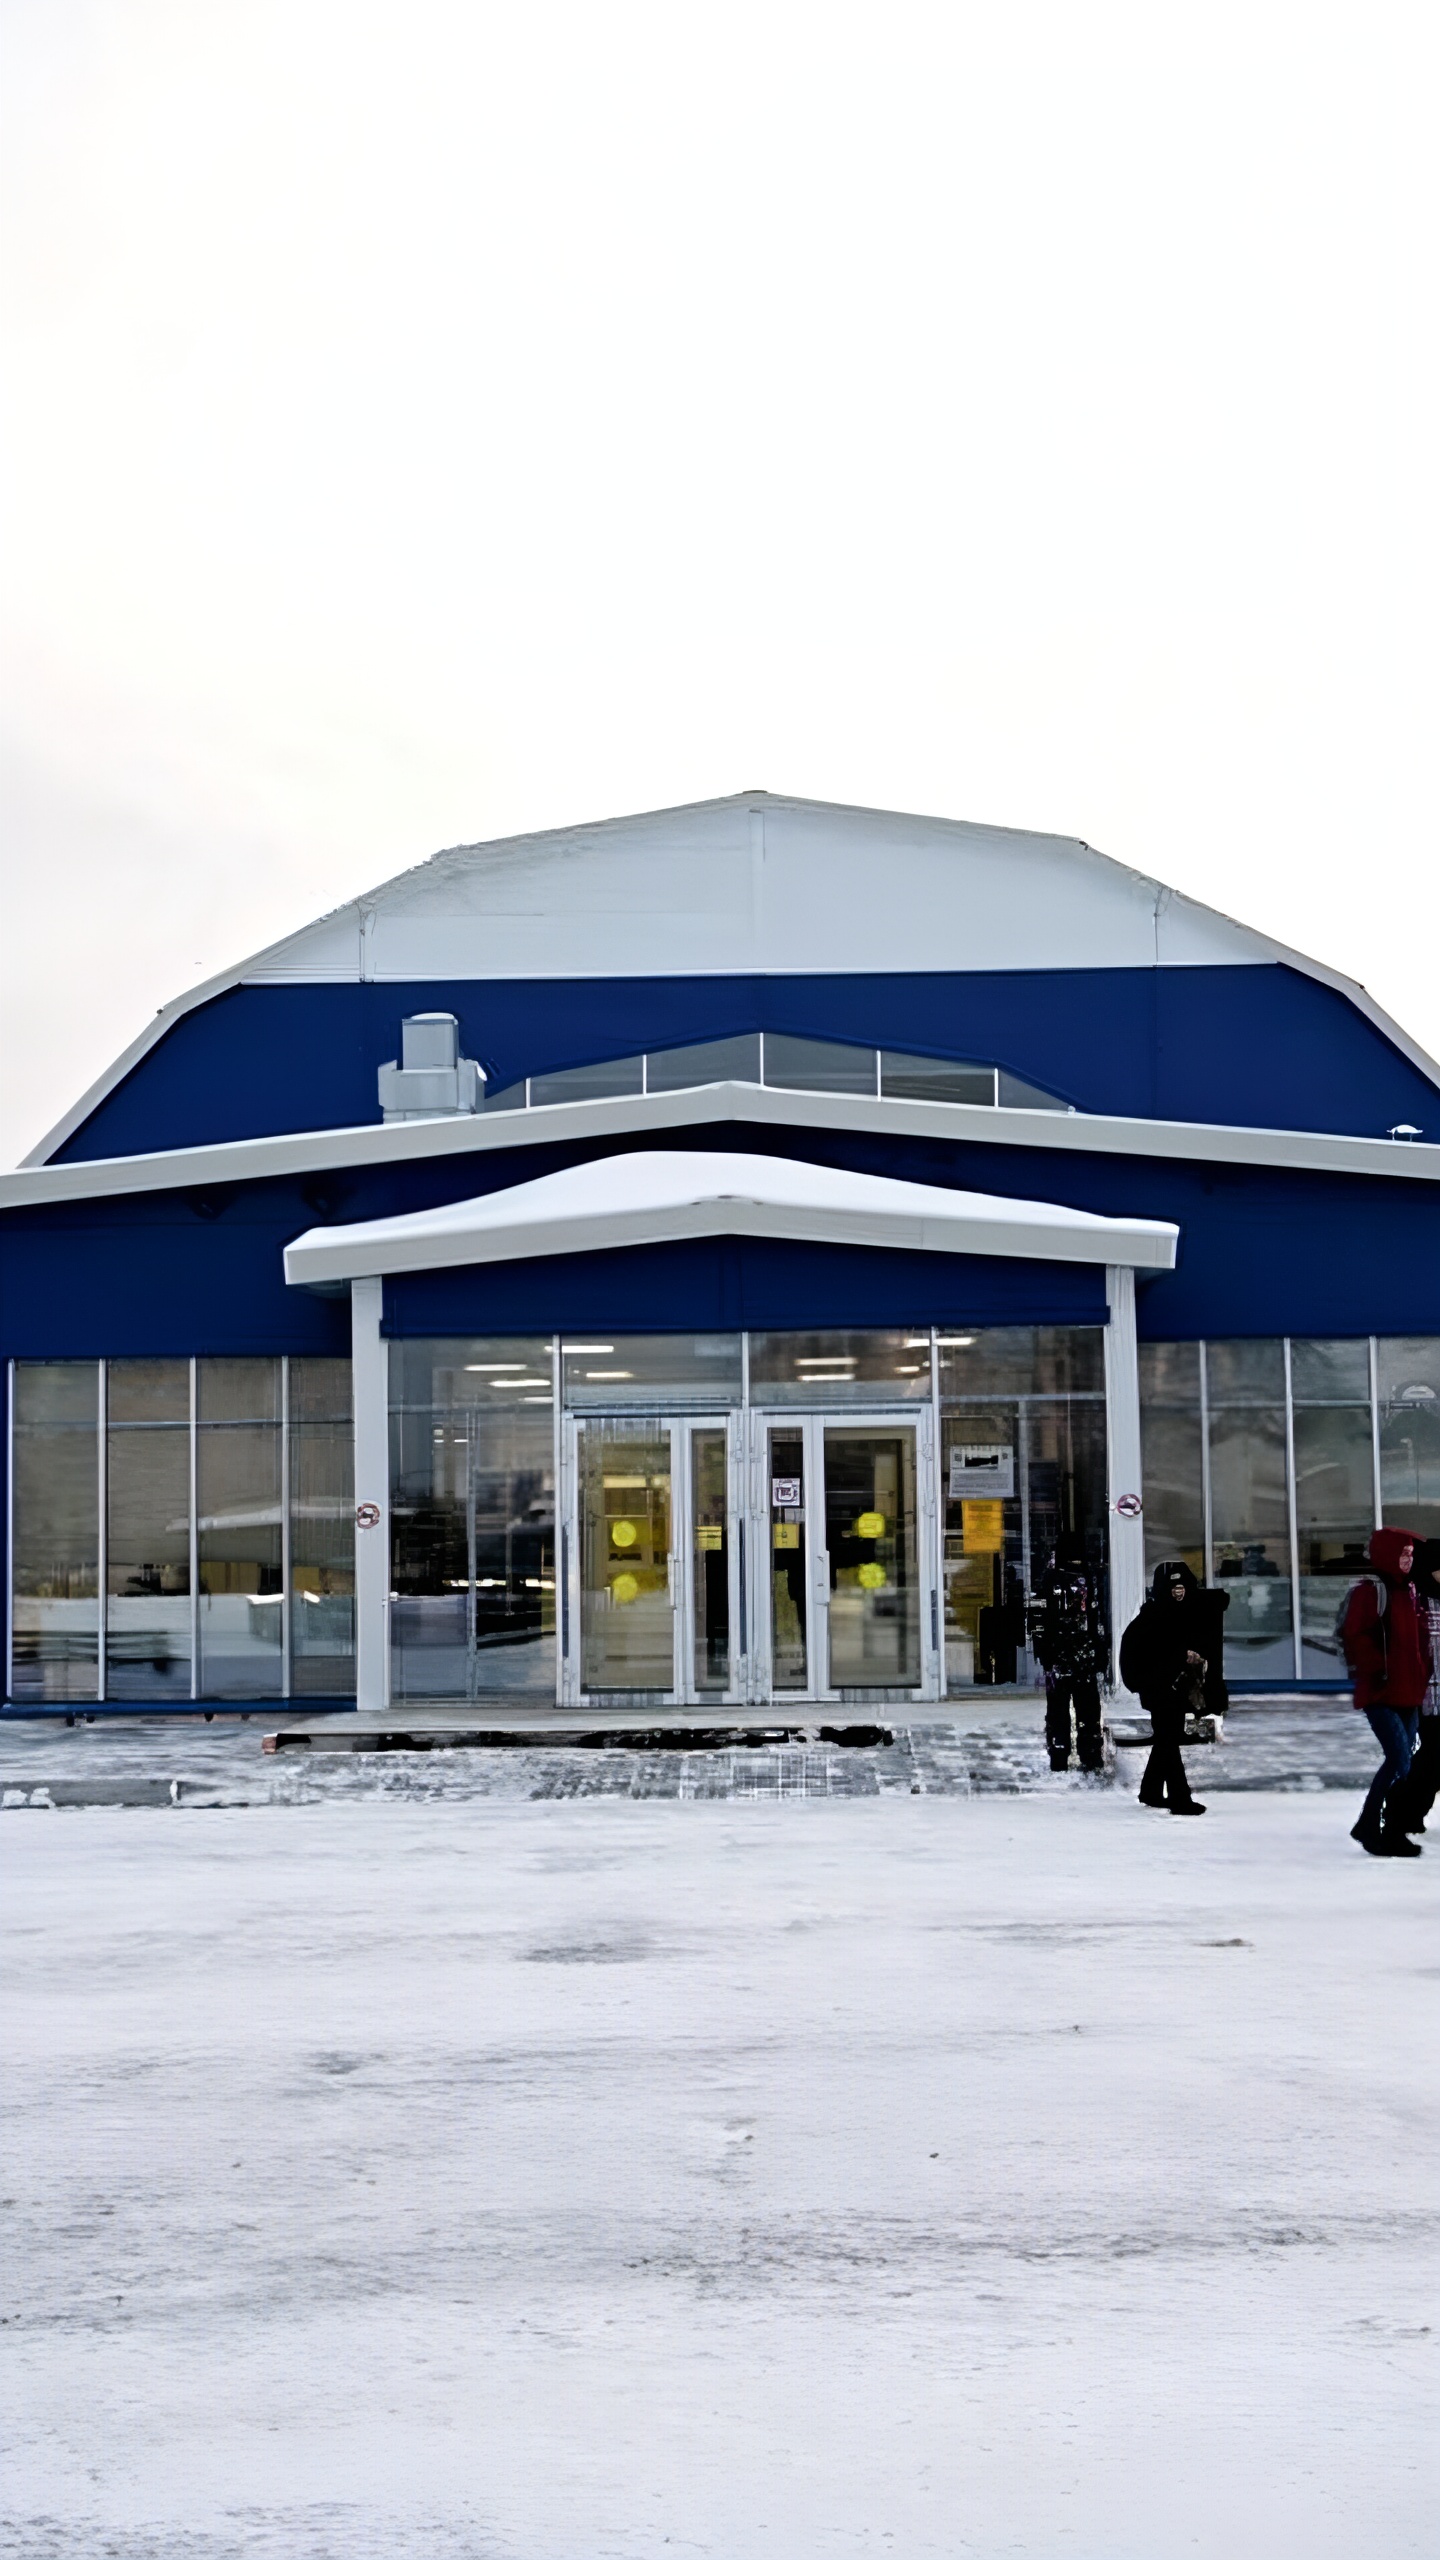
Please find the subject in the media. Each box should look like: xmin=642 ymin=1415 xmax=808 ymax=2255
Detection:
xmin=23 ymin=790 xmax=1440 ymax=1167
xmin=5 ymin=1082 xmax=1440 ymax=1216
xmin=281 ymin=1150 xmax=1179 ymax=1287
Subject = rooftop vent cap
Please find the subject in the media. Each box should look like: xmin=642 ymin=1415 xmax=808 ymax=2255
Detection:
xmin=378 ymin=1014 xmax=484 ymax=1122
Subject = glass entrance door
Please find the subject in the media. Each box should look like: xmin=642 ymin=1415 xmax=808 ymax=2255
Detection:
xmin=750 ymin=1411 xmax=939 ymax=1704
xmin=562 ymin=1407 xmax=937 ymax=1707
xmin=563 ymin=1416 xmax=741 ymax=1706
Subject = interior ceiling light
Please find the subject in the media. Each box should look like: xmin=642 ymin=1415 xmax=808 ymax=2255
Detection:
xmin=489 ymin=1375 xmax=549 ymax=1387
xmin=564 ymin=1343 xmax=615 ymax=1355
xmin=585 ymin=1369 xmax=634 ymax=1379
xmin=795 ymin=1355 xmax=856 ymax=1366
xmin=936 ymin=1335 xmax=976 ymax=1347
xmin=465 ymin=1361 xmax=526 ymax=1371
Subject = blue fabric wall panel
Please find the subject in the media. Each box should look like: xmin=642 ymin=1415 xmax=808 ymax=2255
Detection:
xmin=54 ymin=964 xmax=1439 ymax=1160
xmin=380 ymin=1241 xmax=1108 ymax=1338
xmin=0 ymin=1204 xmax=350 ymax=1359
xmin=3 ymin=1125 xmax=1437 ymax=1354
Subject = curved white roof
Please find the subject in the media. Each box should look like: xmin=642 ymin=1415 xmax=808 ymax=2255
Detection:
xmin=255 ymin=790 xmax=1282 ymax=982
xmin=282 ymin=1148 xmax=1180 ymax=1287
xmin=25 ymin=790 xmax=1440 ymax=1169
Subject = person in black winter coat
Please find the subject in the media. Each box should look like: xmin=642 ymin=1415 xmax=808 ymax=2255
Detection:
xmin=1029 ymin=1541 xmax=1106 ymax=1772
xmin=1119 ymin=1559 xmax=1229 ymax=1816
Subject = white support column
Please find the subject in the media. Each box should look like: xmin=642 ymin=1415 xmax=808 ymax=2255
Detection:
xmin=350 ymin=1275 xmax=390 ymax=1713
xmin=1104 ymin=1264 xmax=1146 ymax=1695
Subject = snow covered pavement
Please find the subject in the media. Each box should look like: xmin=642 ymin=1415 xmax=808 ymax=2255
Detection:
xmin=4 ymin=1789 xmax=1437 ymax=2558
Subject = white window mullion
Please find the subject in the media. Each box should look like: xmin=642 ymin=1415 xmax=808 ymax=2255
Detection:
xmin=1282 ymin=1338 xmax=1302 ymax=1681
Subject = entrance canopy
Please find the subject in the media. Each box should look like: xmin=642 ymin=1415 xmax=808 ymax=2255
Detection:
xmin=284 ymin=1149 xmax=1179 ymax=1288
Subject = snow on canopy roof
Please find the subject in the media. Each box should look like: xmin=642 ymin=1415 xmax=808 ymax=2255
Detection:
xmin=282 ymin=1148 xmax=1180 ymax=1287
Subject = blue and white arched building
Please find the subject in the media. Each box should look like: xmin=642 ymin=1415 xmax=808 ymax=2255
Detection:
xmin=3 ymin=792 xmax=1437 ymax=1716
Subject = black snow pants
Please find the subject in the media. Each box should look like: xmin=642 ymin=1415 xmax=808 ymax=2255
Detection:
xmin=1139 ymin=1705 xmax=1196 ymax=1808
xmin=1045 ymin=1673 xmax=1104 ymax=1772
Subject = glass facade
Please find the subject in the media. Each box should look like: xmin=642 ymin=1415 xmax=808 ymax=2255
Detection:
xmin=6 ymin=1358 xmax=353 ymax=1704
xmin=1138 ymin=1335 xmax=1440 ymax=1683
xmin=13 ymin=1329 xmax=1439 ymax=1706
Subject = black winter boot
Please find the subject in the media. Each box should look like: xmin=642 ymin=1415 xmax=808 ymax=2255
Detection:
xmin=1350 ymin=1815 xmax=1385 ymax=1856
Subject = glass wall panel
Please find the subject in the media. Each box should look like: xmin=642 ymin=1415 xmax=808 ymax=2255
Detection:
xmin=938 ymin=1327 xmax=1108 ymax=1692
xmin=289 ymin=1357 xmax=355 ymax=1697
xmin=1208 ymin=1394 xmax=1292 ymax=1681
xmin=529 ymin=1056 xmax=644 ymax=1106
xmin=750 ymin=1329 xmax=933 ymax=1405
xmin=1290 ymin=1340 xmax=1375 ymax=1679
xmin=1138 ymin=1341 xmax=1205 ymax=1583
xmin=390 ymin=1341 xmax=553 ymax=1702
xmin=938 ymin=1327 xmax=1105 ymax=1399
xmin=880 ymin=1053 xmax=995 ymax=1106
xmin=1205 ymin=1339 xmax=1286 ymax=1405
xmin=646 ymin=1034 xmax=762 ymax=1090
xmin=196 ymin=1358 xmax=282 ymax=1699
xmin=10 ymin=1363 xmax=99 ymax=1703
xmin=106 ymin=1359 xmax=192 ymax=1703
xmin=761 ymin=1033 xmax=876 ymax=1095
xmin=1377 ymin=1337 xmax=1440 ymax=1547
xmin=560 ymin=1334 xmax=740 ymax=1413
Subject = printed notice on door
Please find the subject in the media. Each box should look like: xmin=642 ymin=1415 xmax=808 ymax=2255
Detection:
xmin=948 ymin=1443 xmax=1015 ymax=1499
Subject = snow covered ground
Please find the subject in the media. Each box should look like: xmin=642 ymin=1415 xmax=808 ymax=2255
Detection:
xmin=4 ymin=1787 xmax=1437 ymax=2558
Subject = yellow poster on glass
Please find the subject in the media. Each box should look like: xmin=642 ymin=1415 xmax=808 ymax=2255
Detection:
xmin=961 ymin=1498 xmax=1005 ymax=1554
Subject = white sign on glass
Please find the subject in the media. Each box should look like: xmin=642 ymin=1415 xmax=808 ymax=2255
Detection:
xmin=771 ymin=1478 xmax=801 ymax=1509
xmin=948 ymin=1443 xmax=1015 ymax=1499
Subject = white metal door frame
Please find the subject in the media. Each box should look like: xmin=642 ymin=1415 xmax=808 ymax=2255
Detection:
xmin=559 ymin=1411 xmax=743 ymax=1709
xmin=745 ymin=1406 xmax=941 ymax=1706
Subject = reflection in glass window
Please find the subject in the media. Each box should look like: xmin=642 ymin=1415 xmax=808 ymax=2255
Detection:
xmin=880 ymin=1053 xmax=996 ymax=1106
xmin=1138 ymin=1341 xmax=1204 ymax=1584
xmin=289 ymin=1359 xmax=355 ymax=1697
xmin=390 ymin=1340 xmax=554 ymax=1702
xmin=749 ymin=1330 xmax=933 ymax=1405
xmin=759 ymin=1033 xmax=877 ymax=1095
xmin=560 ymin=1334 xmax=741 ymax=1413
xmin=939 ymin=1353 xmax=1108 ymax=1694
xmin=10 ymin=1362 xmax=99 ymax=1704
xmin=1377 ymin=1337 xmax=1440 ymax=1547
xmin=528 ymin=1056 xmax=644 ymax=1107
xmin=106 ymin=1359 xmax=192 ymax=1704
xmin=647 ymin=1034 xmax=762 ymax=1090
xmin=197 ymin=1357 xmax=283 ymax=1700
xmin=1291 ymin=1340 xmax=1376 ymax=1677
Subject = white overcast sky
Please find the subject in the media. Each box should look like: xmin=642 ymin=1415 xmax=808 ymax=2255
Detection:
xmin=3 ymin=0 xmax=1438 ymax=1162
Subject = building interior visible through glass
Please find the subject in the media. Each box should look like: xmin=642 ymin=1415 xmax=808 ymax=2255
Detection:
xmin=10 ymin=1329 xmax=1440 ymax=1701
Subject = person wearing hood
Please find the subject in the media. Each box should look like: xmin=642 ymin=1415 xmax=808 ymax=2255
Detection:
xmin=1341 ymin=1527 xmax=1432 ymax=1858
xmin=1118 ymin=1559 xmax=1229 ymax=1816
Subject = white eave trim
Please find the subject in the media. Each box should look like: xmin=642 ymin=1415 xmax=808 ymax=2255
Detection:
xmin=4 ymin=1082 xmax=1440 ymax=1215
xmin=281 ymin=1150 xmax=1180 ymax=1287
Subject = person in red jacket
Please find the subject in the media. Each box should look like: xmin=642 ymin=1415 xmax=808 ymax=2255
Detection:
xmin=1342 ymin=1528 xmax=1433 ymax=1858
